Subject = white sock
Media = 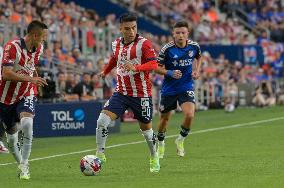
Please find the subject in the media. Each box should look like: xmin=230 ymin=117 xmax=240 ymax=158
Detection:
xmin=96 ymin=127 xmax=109 ymax=153
xmin=141 ymin=129 xmax=157 ymax=157
xmin=96 ymin=113 xmax=111 ymax=153
xmin=21 ymin=117 xmax=33 ymax=165
xmin=7 ymin=132 xmax=22 ymax=164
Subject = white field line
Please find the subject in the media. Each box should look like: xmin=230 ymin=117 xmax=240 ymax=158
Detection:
xmin=1 ymin=116 xmax=284 ymax=166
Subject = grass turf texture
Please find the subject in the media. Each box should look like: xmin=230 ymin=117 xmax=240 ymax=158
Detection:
xmin=1 ymin=106 xmax=284 ymax=188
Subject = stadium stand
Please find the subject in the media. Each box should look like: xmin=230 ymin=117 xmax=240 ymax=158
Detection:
xmin=0 ymin=0 xmax=283 ymax=110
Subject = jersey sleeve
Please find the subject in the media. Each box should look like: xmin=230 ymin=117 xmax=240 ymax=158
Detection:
xmin=195 ymin=43 xmax=201 ymax=59
xmin=2 ymin=43 xmax=17 ymax=66
xmin=141 ymin=39 xmax=156 ymax=64
xmin=157 ymin=43 xmax=169 ymax=65
xmin=103 ymin=55 xmax=117 ymax=75
xmin=157 ymin=50 xmax=166 ymax=65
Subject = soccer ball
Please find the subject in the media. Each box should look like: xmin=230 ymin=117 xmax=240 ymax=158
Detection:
xmin=225 ymin=104 xmax=235 ymax=112
xmin=80 ymin=155 xmax=102 ymax=176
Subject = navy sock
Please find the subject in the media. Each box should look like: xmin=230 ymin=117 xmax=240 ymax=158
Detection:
xmin=179 ymin=126 xmax=190 ymax=137
xmin=157 ymin=132 xmax=165 ymax=141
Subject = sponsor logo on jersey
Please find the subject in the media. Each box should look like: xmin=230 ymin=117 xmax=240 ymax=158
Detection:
xmin=188 ymin=50 xmax=194 ymax=57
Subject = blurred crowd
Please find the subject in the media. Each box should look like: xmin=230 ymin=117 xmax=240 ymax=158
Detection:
xmin=194 ymin=51 xmax=284 ymax=109
xmin=0 ymin=0 xmax=284 ymax=110
xmin=118 ymin=0 xmax=257 ymax=44
xmin=219 ymin=0 xmax=284 ymax=42
xmin=0 ymin=0 xmax=118 ymax=71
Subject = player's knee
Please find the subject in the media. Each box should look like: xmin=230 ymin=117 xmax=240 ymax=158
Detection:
xmin=109 ymin=120 xmax=115 ymax=127
xmin=161 ymin=114 xmax=170 ymax=123
xmin=184 ymin=111 xmax=194 ymax=120
xmin=5 ymin=125 xmax=17 ymax=135
xmin=21 ymin=117 xmax=33 ymax=139
xmin=7 ymin=132 xmax=17 ymax=145
xmin=141 ymin=129 xmax=155 ymax=141
xmin=161 ymin=117 xmax=169 ymax=123
xmin=97 ymin=113 xmax=111 ymax=129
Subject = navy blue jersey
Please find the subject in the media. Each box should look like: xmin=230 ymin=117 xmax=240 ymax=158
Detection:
xmin=158 ymin=40 xmax=201 ymax=96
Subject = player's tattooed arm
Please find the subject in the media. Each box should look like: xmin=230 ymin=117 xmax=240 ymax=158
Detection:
xmin=101 ymin=55 xmax=117 ymax=78
xmin=124 ymin=61 xmax=135 ymax=72
xmin=124 ymin=60 xmax=158 ymax=72
xmin=33 ymin=67 xmax=39 ymax=77
xmin=2 ymin=66 xmax=48 ymax=86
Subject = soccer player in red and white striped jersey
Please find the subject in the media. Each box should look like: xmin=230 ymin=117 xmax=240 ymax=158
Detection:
xmin=95 ymin=13 xmax=160 ymax=172
xmin=102 ymin=33 xmax=157 ymax=97
xmin=0 ymin=20 xmax=48 ymax=180
xmin=0 ymin=45 xmax=9 ymax=154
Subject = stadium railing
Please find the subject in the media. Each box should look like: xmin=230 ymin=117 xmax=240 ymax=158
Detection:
xmin=0 ymin=23 xmax=118 ymax=61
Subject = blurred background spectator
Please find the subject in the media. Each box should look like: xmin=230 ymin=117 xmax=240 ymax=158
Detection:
xmin=0 ymin=0 xmax=283 ymax=111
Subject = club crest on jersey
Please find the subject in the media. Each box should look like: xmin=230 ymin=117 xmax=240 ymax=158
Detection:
xmin=5 ymin=44 xmax=11 ymax=51
xmin=188 ymin=50 xmax=194 ymax=57
xmin=24 ymin=59 xmax=35 ymax=74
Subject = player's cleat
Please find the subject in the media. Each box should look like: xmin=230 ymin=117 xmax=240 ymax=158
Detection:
xmin=158 ymin=142 xmax=165 ymax=159
xmin=18 ymin=163 xmax=30 ymax=180
xmin=175 ymin=138 xmax=185 ymax=157
xmin=0 ymin=144 xmax=9 ymax=154
xmin=96 ymin=152 xmax=106 ymax=163
xmin=149 ymin=155 xmax=160 ymax=173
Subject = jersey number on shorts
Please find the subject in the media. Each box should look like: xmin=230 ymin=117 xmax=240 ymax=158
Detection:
xmin=24 ymin=96 xmax=34 ymax=111
xmin=141 ymin=98 xmax=151 ymax=119
xmin=187 ymin=91 xmax=195 ymax=97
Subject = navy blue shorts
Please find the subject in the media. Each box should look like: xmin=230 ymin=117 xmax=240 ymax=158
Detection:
xmin=159 ymin=91 xmax=195 ymax=113
xmin=103 ymin=92 xmax=153 ymax=124
xmin=0 ymin=96 xmax=36 ymax=130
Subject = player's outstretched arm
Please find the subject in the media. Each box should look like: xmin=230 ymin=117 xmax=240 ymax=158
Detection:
xmin=101 ymin=55 xmax=117 ymax=78
xmin=124 ymin=59 xmax=182 ymax=80
xmin=2 ymin=67 xmax=48 ymax=87
xmin=98 ymin=72 xmax=106 ymax=79
xmin=155 ymin=64 xmax=182 ymax=79
xmin=124 ymin=60 xmax=158 ymax=72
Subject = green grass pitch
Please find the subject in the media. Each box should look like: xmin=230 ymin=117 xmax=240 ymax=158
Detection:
xmin=1 ymin=106 xmax=284 ymax=188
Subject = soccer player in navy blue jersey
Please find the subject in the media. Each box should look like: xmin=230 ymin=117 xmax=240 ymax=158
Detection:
xmin=155 ymin=21 xmax=202 ymax=158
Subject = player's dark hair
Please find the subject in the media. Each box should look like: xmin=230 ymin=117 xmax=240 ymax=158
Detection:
xmin=83 ymin=72 xmax=91 ymax=76
xmin=119 ymin=13 xmax=137 ymax=23
xmin=27 ymin=20 xmax=48 ymax=34
xmin=56 ymin=71 xmax=64 ymax=77
xmin=173 ymin=20 xmax=189 ymax=30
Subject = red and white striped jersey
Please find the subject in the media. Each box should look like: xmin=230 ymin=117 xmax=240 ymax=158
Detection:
xmin=0 ymin=46 xmax=3 ymax=80
xmin=111 ymin=35 xmax=156 ymax=97
xmin=0 ymin=38 xmax=43 ymax=105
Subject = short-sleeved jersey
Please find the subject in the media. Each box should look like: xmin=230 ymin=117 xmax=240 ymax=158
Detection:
xmin=158 ymin=40 xmax=201 ymax=96
xmin=0 ymin=38 xmax=44 ymax=105
xmin=112 ymin=34 xmax=156 ymax=97
xmin=0 ymin=46 xmax=3 ymax=80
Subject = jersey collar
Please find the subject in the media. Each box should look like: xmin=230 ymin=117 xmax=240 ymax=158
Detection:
xmin=20 ymin=38 xmax=37 ymax=53
xmin=122 ymin=34 xmax=139 ymax=45
xmin=174 ymin=39 xmax=188 ymax=49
